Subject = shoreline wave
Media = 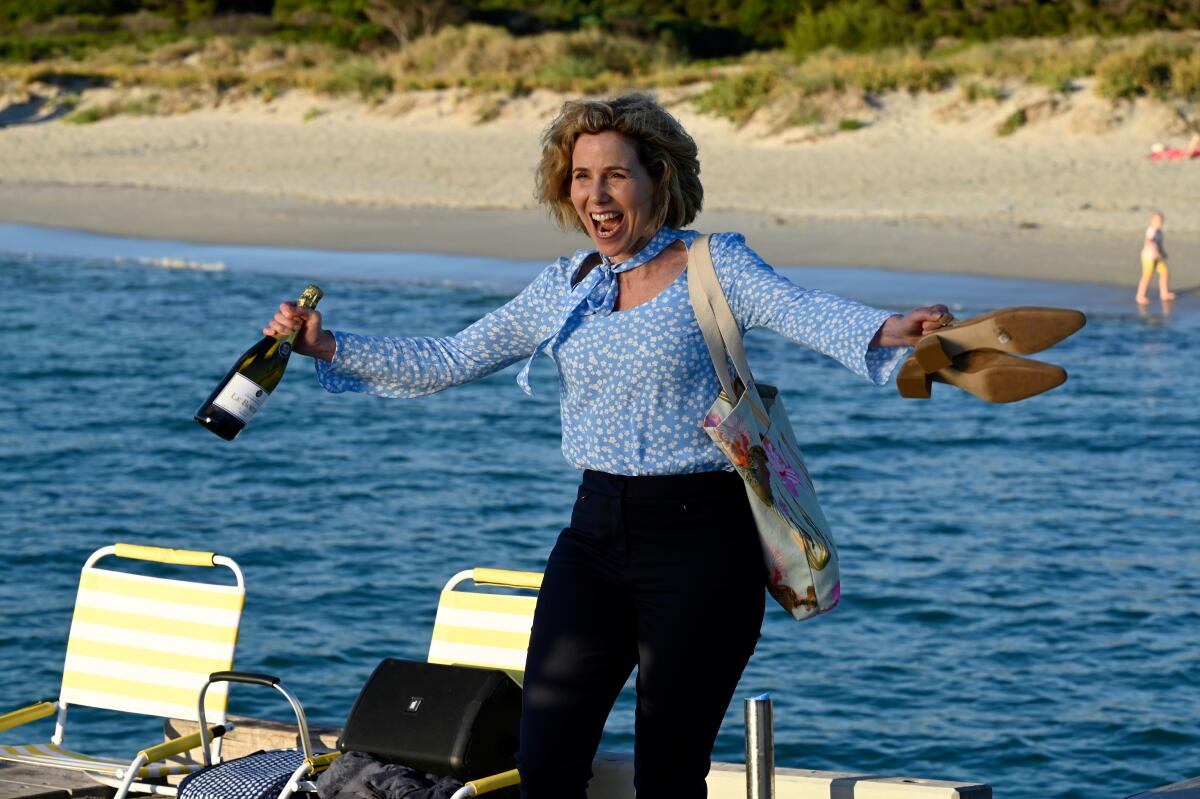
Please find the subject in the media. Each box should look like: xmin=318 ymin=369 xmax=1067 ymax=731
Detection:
xmin=1 ymin=221 xmax=1172 ymax=317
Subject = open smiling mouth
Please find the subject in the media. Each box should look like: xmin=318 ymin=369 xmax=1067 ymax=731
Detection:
xmin=591 ymin=211 xmax=625 ymax=240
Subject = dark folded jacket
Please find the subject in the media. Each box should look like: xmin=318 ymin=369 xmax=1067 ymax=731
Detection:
xmin=316 ymin=751 xmax=464 ymax=799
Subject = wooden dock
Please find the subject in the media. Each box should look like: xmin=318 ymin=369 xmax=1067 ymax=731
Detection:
xmin=2 ymin=716 xmax=994 ymax=799
xmin=0 ymin=764 xmax=113 ymax=799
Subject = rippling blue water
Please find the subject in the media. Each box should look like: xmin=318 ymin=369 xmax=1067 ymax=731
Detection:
xmin=2 ymin=225 xmax=1197 ymax=799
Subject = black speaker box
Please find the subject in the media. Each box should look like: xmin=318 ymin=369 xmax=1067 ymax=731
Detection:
xmin=338 ymin=658 xmax=522 ymax=780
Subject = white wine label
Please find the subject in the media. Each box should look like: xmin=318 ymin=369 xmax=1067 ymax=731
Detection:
xmin=212 ymin=373 xmax=270 ymax=424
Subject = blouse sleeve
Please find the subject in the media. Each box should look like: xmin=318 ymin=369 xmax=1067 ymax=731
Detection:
xmin=314 ymin=262 xmax=563 ymax=398
xmin=712 ymin=232 xmax=908 ymax=386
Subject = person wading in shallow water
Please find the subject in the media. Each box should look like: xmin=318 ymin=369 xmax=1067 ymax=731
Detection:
xmin=263 ymin=94 xmax=948 ymax=799
xmin=1136 ymin=211 xmax=1177 ymax=304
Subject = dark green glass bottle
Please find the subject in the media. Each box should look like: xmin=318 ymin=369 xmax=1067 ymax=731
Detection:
xmin=194 ymin=284 xmax=323 ymax=441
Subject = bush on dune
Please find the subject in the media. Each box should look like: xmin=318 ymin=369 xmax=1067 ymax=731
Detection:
xmin=693 ymin=46 xmax=954 ymax=127
xmin=1175 ymin=50 xmax=1200 ymax=99
xmin=785 ymin=0 xmax=1200 ymax=62
xmin=1094 ymin=34 xmax=1200 ymax=99
xmin=314 ymin=58 xmax=393 ymax=99
xmin=787 ymin=0 xmax=917 ymax=59
xmin=694 ymin=68 xmax=775 ymax=124
xmin=392 ymin=23 xmax=682 ymax=92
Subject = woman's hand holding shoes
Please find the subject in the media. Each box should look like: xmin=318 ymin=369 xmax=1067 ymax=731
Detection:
xmin=872 ymin=305 xmax=953 ymax=348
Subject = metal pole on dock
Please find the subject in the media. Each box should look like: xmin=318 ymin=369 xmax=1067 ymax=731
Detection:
xmin=744 ymin=693 xmax=774 ymax=799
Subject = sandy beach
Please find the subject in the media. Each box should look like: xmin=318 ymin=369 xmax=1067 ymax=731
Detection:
xmin=1 ymin=84 xmax=1197 ymax=290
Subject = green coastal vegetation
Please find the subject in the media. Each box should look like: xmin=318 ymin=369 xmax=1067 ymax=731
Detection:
xmin=1 ymin=1 xmax=1198 ymax=130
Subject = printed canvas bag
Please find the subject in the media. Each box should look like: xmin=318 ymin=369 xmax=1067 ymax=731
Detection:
xmin=687 ymin=235 xmax=840 ymax=621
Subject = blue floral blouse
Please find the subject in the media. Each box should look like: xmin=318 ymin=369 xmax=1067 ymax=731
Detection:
xmin=315 ymin=227 xmax=907 ymax=475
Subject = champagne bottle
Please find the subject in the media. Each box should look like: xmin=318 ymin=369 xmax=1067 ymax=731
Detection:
xmin=194 ymin=284 xmax=323 ymax=441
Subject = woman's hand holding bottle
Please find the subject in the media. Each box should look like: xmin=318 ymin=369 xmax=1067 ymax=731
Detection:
xmin=266 ymin=302 xmax=336 ymax=362
xmin=196 ymin=285 xmax=324 ymax=441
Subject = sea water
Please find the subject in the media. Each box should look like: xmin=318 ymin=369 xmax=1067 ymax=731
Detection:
xmin=1 ymin=224 xmax=1197 ymax=799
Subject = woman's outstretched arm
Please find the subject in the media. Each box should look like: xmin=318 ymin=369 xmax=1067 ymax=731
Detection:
xmin=716 ymin=232 xmax=944 ymax=385
xmin=263 ymin=262 xmax=566 ymax=398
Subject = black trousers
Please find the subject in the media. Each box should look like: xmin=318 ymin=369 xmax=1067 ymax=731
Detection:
xmin=517 ymin=469 xmax=765 ymax=799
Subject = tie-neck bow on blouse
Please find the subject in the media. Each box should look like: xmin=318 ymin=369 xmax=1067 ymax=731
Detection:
xmin=516 ymin=226 xmax=690 ymax=394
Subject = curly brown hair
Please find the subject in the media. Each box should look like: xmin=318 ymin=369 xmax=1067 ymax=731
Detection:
xmin=535 ymin=94 xmax=703 ymax=233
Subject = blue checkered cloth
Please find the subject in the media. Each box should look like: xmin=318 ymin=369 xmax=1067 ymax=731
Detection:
xmin=178 ymin=749 xmax=307 ymax=799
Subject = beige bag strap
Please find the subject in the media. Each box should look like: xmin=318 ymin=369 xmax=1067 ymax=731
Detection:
xmin=687 ymin=235 xmax=768 ymax=418
xmin=687 ymin=235 xmax=738 ymax=400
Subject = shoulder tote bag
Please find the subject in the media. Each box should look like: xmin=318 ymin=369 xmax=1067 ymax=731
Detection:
xmin=687 ymin=234 xmax=840 ymax=621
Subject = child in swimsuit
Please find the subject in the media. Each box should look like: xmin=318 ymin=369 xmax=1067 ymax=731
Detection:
xmin=1136 ymin=211 xmax=1177 ymax=304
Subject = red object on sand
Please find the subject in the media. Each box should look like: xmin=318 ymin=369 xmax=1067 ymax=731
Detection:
xmin=1148 ymin=148 xmax=1200 ymax=161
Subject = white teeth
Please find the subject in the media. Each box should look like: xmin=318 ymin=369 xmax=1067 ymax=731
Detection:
xmin=591 ymin=212 xmax=620 ymax=221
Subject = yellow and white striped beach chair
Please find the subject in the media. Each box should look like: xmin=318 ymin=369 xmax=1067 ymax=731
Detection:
xmin=427 ymin=567 xmax=540 ymax=799
xmin=0 ymin=543 xmax=245 ymax=799
xmin=428 ymin=568 xmax=540 ymax=686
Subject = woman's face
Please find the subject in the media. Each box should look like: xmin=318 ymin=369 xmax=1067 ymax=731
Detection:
xmin=570 ymin=130 xmax=657 ymax=262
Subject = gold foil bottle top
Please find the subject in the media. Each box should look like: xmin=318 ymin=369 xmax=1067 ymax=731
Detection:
xmin=297 ymin=284 xmax=323 ymax=309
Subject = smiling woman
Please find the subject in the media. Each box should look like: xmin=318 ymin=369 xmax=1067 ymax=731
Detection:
xmin=260 ymin=93 xmax=949 ymax=799
xmin=570 ymin=132 xmax=656 ymax=256
xmin=568 ymin=130 xmax=688 ymax=310
xmin=537 ymin=96 xmax=702 ymax=252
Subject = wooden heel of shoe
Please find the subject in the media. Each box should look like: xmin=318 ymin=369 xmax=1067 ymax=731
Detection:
xmin=896 ymin=357 xmax=933 ymax=399
xmin=914 ymin=334 xmax=952 ymax=372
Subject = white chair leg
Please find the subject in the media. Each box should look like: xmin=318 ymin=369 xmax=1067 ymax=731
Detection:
xmin=114 ymin=753 xmax=148 ymax=799
xmin=277 ymin=760 xmax=313 ymax=799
